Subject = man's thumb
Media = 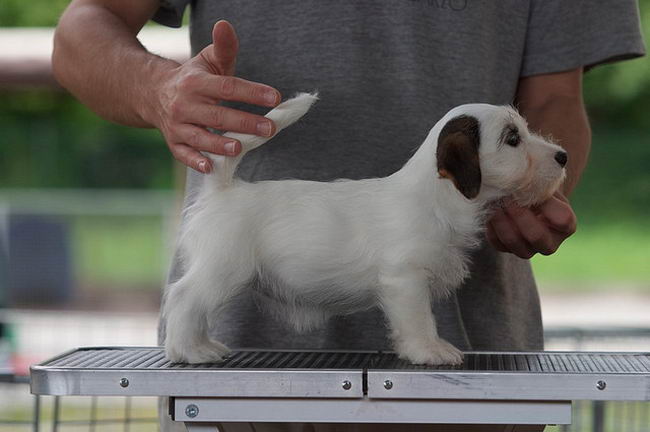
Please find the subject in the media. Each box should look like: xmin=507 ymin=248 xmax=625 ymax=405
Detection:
xmin=212 ymin=20 xmax=238 ymax=76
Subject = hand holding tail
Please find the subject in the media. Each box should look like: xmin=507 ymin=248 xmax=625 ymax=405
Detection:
xmin=209 ymin=92 xmax=319 ymax=187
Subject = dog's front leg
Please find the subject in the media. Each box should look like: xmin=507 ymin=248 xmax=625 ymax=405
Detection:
xmin=379 ymin=271 xmax=463 ymax=365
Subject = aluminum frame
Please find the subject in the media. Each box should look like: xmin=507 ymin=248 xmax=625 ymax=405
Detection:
xmin=366 ymin=371 xmax=650 ymax=401
xmin=172 ymin=397 xmax=572 ymax=424
xmin=31 ymin=347 xmax=650 ymax=401
xmin=29 ymin=347 xmax=650 ymax=429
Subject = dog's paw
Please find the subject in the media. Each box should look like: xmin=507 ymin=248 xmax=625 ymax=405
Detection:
xmin=165 ymin=339 xmax=231 ymax=364
xmin=398 ymin=338 xmax=463 ymax=366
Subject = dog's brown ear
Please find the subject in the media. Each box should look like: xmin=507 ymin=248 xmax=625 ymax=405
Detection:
xmin=436 ymin=115 xmax=481 ymax=199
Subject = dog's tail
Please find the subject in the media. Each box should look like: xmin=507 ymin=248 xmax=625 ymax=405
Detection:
xmin=208 ymin=92 xmax=319 ymax=188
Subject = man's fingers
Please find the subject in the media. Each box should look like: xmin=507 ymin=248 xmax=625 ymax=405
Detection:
xmin=196 ymin=21 xmax=238 ymax=76
xmin=177 ymin=125 xmax=241 ymax=156
xmin=487 ymin=194 xmax=577 ymax=258
xmin=186 ymin=104 xmax=276 ymax=137
xmin=490 ymin=209 xmax=536 ymax=259
xmin=212 ymin=20 xmax=238 ymax=76
xmin=505 ymin=206 xmax=557 ymax=255
xmin=169 ymin=143 xmax=212 ymax=174
xmin=536 ymin=195 xmax=577 ymax=234
xmin=197 ymin=75 xmax=280 ymax=107
xmin=486 ymin=222 xmax=509 ymax=252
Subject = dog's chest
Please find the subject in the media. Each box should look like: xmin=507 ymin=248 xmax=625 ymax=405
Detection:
xmin=417 ymin=219 xmax=479 ymax=290
xmin=424 ymin=245 xmax=471 ymax=292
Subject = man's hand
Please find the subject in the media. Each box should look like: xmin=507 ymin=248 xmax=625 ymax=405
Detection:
xmin=53 ymin=1 xmax=282 ymax=174
xmin=486 ymin=193 xmax=577 ymax=259
xmin=146 ymin=21 xmax=281 ymax=173
xmin=486 ymin=68 xmax=590 ymax=259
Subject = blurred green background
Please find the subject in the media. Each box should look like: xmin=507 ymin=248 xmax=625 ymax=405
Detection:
xmin=0 ymin=0 xmax=648 ymax=295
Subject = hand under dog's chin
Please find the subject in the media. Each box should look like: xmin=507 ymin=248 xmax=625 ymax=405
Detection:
xmin=512 ymin=175 xmax=565 ymax=207
xmin=497 ymin=184 xmax=563 ymax=210
xmin=482 ymin=176 xmax=565 ymax=211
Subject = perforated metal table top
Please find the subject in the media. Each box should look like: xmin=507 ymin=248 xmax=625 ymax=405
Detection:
xmin=30 ymin=347 xmax=650 ymax=401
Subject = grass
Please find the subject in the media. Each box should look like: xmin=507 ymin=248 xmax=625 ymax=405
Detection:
xmin=532 ymin=224 xmax=650 ymax=290
xmin=72 ymin=215 xmax=168 ymax=290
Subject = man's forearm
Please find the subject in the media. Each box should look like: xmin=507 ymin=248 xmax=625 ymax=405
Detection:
xmin=486 ymin=69 xmax=586 ymax=258
xmin=520 ymin=96 xmax=591 ymax=196
xmin=54 ymin=7 xmax=281 ymax=172
xmin=516 ymin=68 xmax=592 ymax=196
xmin=52 ymin=1 xmax=175 ymax=128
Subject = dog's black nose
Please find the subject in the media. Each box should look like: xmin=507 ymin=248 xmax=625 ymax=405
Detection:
xmin=554 ymin=151 xmax=568 ymax=167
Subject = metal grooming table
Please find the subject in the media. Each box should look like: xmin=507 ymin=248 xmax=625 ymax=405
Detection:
xmin=31 ymin=347 xmax=650 ymax=431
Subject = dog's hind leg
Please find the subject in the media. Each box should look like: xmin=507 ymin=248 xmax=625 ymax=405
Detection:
xmin=163 ymin=263 xmax=248 ymax=364
xmin=379 ymin=271 xmax=463 ymax=366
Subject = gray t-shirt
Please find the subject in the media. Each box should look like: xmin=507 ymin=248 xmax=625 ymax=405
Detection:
xmin=154 ymin=1 xmax=644 ymax=352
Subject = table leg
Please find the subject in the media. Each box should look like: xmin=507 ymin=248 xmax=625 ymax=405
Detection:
xmin=506 ymin=426 xmax=546 ymax=432
xmin=184 ymin=423 xmax=221 ymax=432
xmin=183 ymin=424 xmax=547 ymax=432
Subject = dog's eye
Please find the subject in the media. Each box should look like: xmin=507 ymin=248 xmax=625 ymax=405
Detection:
xmin=506 ymin=133 xmax=520 ymax=147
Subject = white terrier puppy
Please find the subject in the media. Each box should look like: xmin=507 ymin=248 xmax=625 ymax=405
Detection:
xmin=164 ymin=93 xmax=567 ymax=365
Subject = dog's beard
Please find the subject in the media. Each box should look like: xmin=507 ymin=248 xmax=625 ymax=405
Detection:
xmin=510 ymin=170 xmax=566 ymax=207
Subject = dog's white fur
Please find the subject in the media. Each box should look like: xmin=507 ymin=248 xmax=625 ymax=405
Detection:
xmin=164 ymin=93 xmax=566 ymax=365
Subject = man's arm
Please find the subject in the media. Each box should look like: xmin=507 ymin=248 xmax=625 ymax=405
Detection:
xmin=516 ymin=68 xmax=592 ymax=195
xmin=52 ymin=0 xmax=165 ymax=128
xmin=53 ymin=0 xmax=281 ymax=173
xmin=486 ymin=68 xmax=591 ymax=258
